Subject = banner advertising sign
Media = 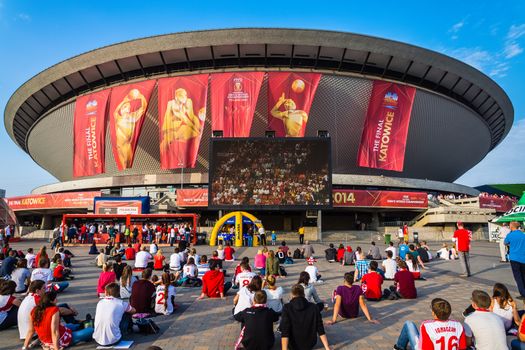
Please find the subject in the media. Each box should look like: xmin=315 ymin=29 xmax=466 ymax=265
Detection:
xmin=109 ymin=80 xmax=156 ymax=170
xmin=158 ymin=74 xmax=209 ymax=169
xmin=211 ymin=72 xmax=264 ymax=137
xmin=267 ymin=72 xmax=321 ymax=137
xmin=176 ymin=189 xmax=208 ymax=207
xmin=479 ymin=196 xmax=515 ymax=212
xmin=73 ymin=90 xmax=110 ymax=177
xmin=333 ymin=189 xmax=428 ymax=208
xmin=7 ymin=192 xmax=100 ymax=211
xmin=93 ymin=196 xmax=150 ymax=215
xmin=357 ymin=81 xmax=416 ymax=172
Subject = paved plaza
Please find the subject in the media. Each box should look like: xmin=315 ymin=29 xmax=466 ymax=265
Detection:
xmin=2 ymin=239 xmax=521 ymax=350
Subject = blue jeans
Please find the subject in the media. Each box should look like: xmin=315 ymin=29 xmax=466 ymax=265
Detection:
xmin=395 ymin=321 xmax=419 ymax=349
xmin=70 ymin=327 xmax=94 ymax=345
xmin=53 ymin=281 xmax=69 ymax=293
xmin=512 ymin=339 xmax=525 ymax=350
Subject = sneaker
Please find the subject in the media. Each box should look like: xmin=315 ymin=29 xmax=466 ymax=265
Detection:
xmin=516 ymin=295 xmax=525 ymax=301
xmin=393 ymin=345 xmax=403 ymax=350
xmin=28 ymin=337 xmax=40 ymax=348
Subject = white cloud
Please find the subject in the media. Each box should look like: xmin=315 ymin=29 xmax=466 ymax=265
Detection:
xmin=502 ymin=24 xmax=525 ymax=59
xmin=445 ymin=47 xmax=492 ymax=71
xmin=489 ymin=62 xmax=510 ymax=78
xmin=504 ymin=42 xmax=523 ymax=58
xmin=507 ymin=24 xmax=525 ymax=40
xmin=450 ymin=20 xmax=465 ymax=33
xmin=455 ymin=118 xmax=525 ymax=187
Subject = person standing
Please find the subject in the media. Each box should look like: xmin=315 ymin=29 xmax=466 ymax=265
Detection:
xmin=504 ymin=221 xmax=525 ymax=299
xmin=280 ymin=284 xmax=331 ymax=350
xmin=258 ymin=226 xmax=267 ymax=246
xmin=402 ymin=224 xmax=409 ymax=244
xmin=397 ymin=227 xmax=404 ymax=244
xmin=499 ymin=223 xmax=511 ymax=262
xmin=453 ymin=221 xmax=471 ymax=277
xmin=298 ymin=226 xmax=305 ymax=245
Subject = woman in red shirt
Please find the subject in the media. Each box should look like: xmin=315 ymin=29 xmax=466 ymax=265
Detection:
xmin=336 ymin=244 xmax=345 ymax=262
xmin=224 ymin=243 xmax=235 ymax=261
xmin=154 ymin=250 xmax=166 ymax=270
xmin=97 ymin=263 xmax=116 ymax=297
xmin=35 ymin=246 xmax=48 ymax=269
xmin=23 ymin=291 xmax=93 ymax=349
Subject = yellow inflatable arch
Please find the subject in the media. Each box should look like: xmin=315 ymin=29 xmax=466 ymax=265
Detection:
xmin=209 ymin=211 xmax=264 ymax=247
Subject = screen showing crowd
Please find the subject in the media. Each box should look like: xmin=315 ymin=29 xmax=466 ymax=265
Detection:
xmin=209 ymin=138 xmax=331 ymax=209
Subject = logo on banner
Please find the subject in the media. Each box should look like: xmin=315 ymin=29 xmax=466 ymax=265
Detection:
xmin=85 ymin=100 xmax=98 ymax=115
xmin=383 ymin=92 xmax=398 ymax=109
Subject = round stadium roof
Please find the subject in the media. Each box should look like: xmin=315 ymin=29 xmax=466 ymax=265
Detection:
xmin=4 ymin=28 xmax=513 ymax=156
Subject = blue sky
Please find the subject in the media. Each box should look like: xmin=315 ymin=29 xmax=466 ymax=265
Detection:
xmin=0 ymin=0 xmax=524 ymax=196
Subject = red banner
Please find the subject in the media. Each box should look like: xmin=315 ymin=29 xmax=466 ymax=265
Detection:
xmin=109 ymin=80 xmax=156 ymax=170
xmin=357 ymin=81 xmax=416 ymax=172
xmin=73 ymin=90 xmax=110 ymax=177
xmin=267 ymin=72 xmax=321 ymax=137
xmin=94 ymin=200 xmax=142 ymax=215
xmin=333 ymin=189 xmax=428 ymax=208
xmin=479 ymin=196 xmax=515 ymax=212
xmin=176 ymin=189 xmax=208 ymax=207
xmin=7 ymin=192 xmax=100 ymax=211
xmin=158 ymin=75 xmax=209 ymax=169
xmin=211 ymin=72 xmax=264 ymax=137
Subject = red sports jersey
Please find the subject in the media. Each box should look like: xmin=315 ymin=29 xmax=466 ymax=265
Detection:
xmin=419 ymin=319 xmax=467 ymax=350
xmin=452 ymin=229 xmax=471 ymax=252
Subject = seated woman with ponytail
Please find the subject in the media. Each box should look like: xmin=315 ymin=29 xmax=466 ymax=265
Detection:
xmin=23 ymin=291 xmax=94 ymax=349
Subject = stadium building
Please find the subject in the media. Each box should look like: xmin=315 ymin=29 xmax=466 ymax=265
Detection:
xmin=3 ymin=28 xmax=514 ymax=236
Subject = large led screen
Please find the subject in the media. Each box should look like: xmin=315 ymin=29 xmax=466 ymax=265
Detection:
xmin=209 ymin=138 xmax=332 ymax=209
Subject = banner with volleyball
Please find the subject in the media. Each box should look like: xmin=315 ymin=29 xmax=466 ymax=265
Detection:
xmin=109 ymin=80 xmax=156 ymax=170
xmin=357 ymin=81 xmax=416 ymax=172
xmin=211 ymin=72 xmax=264 ymax=137
xmin=267 ymin=72 xmax=321 ymax=137
xmin=158 ymin=74 xmax=209 ymax=169
xmin=73 ymin=90 xmax=110 ymax=177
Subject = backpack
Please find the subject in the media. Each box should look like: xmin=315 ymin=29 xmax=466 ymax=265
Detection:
xmin=279 ymin=266 xmax=287 ymax=277
xmin=293 ymin=248 xmax=302 ymax=259
xmin=134 ymin=318 xmax=160 ymax=334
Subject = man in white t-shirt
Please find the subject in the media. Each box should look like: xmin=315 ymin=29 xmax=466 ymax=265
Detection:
xmin=304 ymin=257 xmax=322 ymax=283
xmin=385 ymin=242 xmax=397 ymax=259
xmin=18 ymin=280 xmax=46 ymax=340
xmin=464 ymin=290 xmax=507 ymax=350
xmin=235 ymin=263 xmax=255 ymax=288
xmin=169 ymin=247 xmax=183 ymax=271
xmin=93 ymin=283 xmax=136 ymax=346
xmin=134 ymin=246 xmax=152 ymax=269
xmin=382 ymin=250 xmax=397 ymax=280
xmin=25 ymin=248 xmax=36 ymax=269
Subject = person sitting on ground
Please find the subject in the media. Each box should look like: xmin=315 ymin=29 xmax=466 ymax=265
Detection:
xmin=95 ymin=250 xmax=107 ymax=268
xmin=280 ymin=241 xmax=290 ymax=256
xmin=197 ymin=255 xmax=210 ymax=279
xmin=124 ymin=244 xmax=135 ymax=261
xmin=234 ymin=290 xmax=280 ymax=350
xmin=408 ymin=244 xmax=426 ymax=269
xmin=382 ymin=250 xmax=397 ymax=281
xmin=301 ymin=241 xmax=315 ymax=259
xmin=130 ymin=268 xmax=156 ymax=314
xmin=182 ymin=257 xmax=199 ymax=285
xmin=188 ymin=248 xmax=200 ymax=267
xmin=149 ymin=243 xmax=158 ymax=256
xmin=354 ymin=255 xmax=370 ymax=282
xmin=234 ymin=275 xmax=263 ymax=315
xmin=93 ymin=282 xmax=136 ymax=346
xmin=464 ymin=290 xmax=508 ymax=350
xmin=10 ymin=258 xmax=31 ymax=293
xmin=0 ymin=250 xmax=17 ymax=278
xmin=265 ymin=250 xmax=283 ymax=278
xmin=198 ymin=259 xmax=231 ymax=300
xmin=280 ymin=284 xmax=331 ymax=350
xmin=384 ymin=261 xmax=417 ymax=300
xmin=276 ymin=247 xmax=286 ymax=264
xmin=0 ymin=280 xmax=21 ymax=330
xmin=405 ymin=253 xmax=422 ymax=280
xmin=88 ymin=242 xmax=99 ymax=255
xmin=263 ymin=275 xmax=283 ymax=314
xmin=336 ymin=244 xmax=345 ymax=263
xmin=119 ymin=265 xmax=137 ymax=300
xmin=398 ymin=242 xmax=409 ymax=260
xmin=385 ymin=241 xmax=397 ymax=259
xmin=169 ymin=247 xmax=182 ymax=271
xmin=327 ymin=272 xmax=378 ymax=325
xmin=298 ymin=271 xmax=324 ymax=312
xmin=153 ymin=249 xmax=166 ymax=271
xmin=97 ymin=263 xmax=116 ymax=298
xmin=135 ymin=246 xmax=153 ymax=269
xmin=366 ymin=241 xmax=382 ymax=260
xmin=25 ymin=248 xmax=36 ymax=268
xmin=490 ymin=282 xmax=520 ymax=331
xmin=254 ymin=250 xmax=266 ymax=275
xmin=305 ymin=257 xmax=322 ymax=283
xmin=235 ymin=262 xmax=256 ymax=289
xmin=354 ymin=246 xmax=364 ymax=263
xmin=361 ymin=261 xmax=384 ymax=301
xmin=53 ymin=257 xmax=73 ymax=282
xmin=416 ymin=243 xmax=430 ymax=263
xmin=436 ymin=243 xmax=450 ymax=260
xmin=210 ymin=250 xmax=224 ymax=270
xmin=224 ymin=242 xmax=235 ymax=262
xmin=450 ymin=244 xmax=458 ymax=260
xmin=35 ymin=246 xmax=48 ymax=268
xmin=154 ymin=272 xmax=177 ymax=315
xmin=31 ymin=258 xmax=69 ymax=293
xmin=18 ymin=280 xmax=45 ymax=341
xmin=233 ymin=257 xmax=252 ymax=283
xmin=325 ymin=244 xmax=337 ymax=263
xmin=112 ymin=255 xmax=127 ymax=281
xmin=23 ymin=290 xmax=94 ymax=348
xmin=341 ymin=246 xmax=354 ymax=266
xmin=393 ymin=298 xmax=467 ymax=350
xmin=512 ymin=311 xmax=525 ymax=349
xmin=217 ymin=244 xmax=225 ymax=260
